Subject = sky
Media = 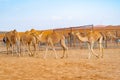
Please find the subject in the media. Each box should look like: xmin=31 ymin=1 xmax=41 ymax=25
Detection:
xmin=0 ymin=0 xmax=120 ymax=31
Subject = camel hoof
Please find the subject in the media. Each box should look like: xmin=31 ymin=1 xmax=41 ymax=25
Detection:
xmin=87 ymin=57 xmax=90 ymax=59
xmin=31 ymin=54 xmax=34 ymax=56
xmin=96 ymin=55 xmax=99 ymax=58
xmin=61 ymin=56 xmax=64 ymax=59
xmin=28 ymin=54 xmax=31 ymax=56
xmin=17 ymin=54 xmax=20 ymax=57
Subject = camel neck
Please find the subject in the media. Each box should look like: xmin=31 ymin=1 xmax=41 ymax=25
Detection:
xmin=76 ymin=35 xmax=88 ymax=42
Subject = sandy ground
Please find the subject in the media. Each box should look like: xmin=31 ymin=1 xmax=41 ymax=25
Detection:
xmin=0 ymin=46 xmax=120 ymax=80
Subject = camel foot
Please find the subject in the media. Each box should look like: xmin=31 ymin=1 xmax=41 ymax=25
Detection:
xmin=17 ymin=54 xmax=21 ymax=57
xmin=12 ymin=54 xmax=14 ymax=56
xmin=54 ymin=56 xmax=58 ymax=59
xmin=96 ymin=56 xmax=100 ymax=58
xmin=31 ymin=54 xmax=34 ymax=57
xmin=28 ymin=54 xmax=31 ymax=56
xmin=101 ymin=55 xmax=103 ymax=58
xmin=61 ymin=56 xmax=64 ymax=59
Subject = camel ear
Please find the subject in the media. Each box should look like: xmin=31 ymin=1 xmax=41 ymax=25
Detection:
xmin=13 ymin=29 xmax=17 ymax=33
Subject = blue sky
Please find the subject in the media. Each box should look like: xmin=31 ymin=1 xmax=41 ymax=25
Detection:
xmin=0 ymin=0 xmax=120 ymax=31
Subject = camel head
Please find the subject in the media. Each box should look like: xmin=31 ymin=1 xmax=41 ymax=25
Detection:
xmin=71 ymin=31 xmax=80 ymax=36
xmin=30 ymin=29 xmax=37 ymax=33
xmin=12 ymin=29 xmax=17 ymax=34
xmin=106 ymin=31 xmax=118 ymax=39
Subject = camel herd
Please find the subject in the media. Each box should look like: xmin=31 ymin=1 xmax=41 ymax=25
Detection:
xmin=3 ymin=29 xmax=68 ymax=58
xmin=2 ymin=28 xmax=118 ymax=59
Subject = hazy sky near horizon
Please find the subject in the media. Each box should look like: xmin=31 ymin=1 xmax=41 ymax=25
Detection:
xmin=0 ymin=0 xmax=120 ymax=31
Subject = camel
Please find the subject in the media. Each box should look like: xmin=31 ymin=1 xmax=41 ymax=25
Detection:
xmin=20 ymin=29 xmax=43 ymax=56
xmin=72 ymin=30 xmax=104 ymax=59
xmin=36 ymin=30 xmax=68 ymax=59
xmin=3 ymin=29 xmax=20 ymax=56
xmin=106 ymin=31 xmax=120 ymax=46
xmin=3 ymin=36 xmax=11 ymax=54
xmin=105 ymin=31 xmax=117 ymax=41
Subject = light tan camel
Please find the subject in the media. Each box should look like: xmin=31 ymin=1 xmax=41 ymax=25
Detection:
xmin=36 ymin=31 xmax=68 ymax=59
xmin=73 ymin=30 xmax=104 ymax=59
xmin=105 ymin=31 xmax=117 ymax=41
xmin=3 ymin=29 xmax=20 ymax=56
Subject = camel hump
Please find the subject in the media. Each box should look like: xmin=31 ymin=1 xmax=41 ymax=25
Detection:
xmin=47 ymin=31 xmax=64 ymax=43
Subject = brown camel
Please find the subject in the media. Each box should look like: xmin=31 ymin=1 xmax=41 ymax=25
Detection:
xmin=3 ymin=29 xmax=20 ymax=56
xmin=36 ymin=31 xmax=68 ymax=59
xmin=20 ymin=30 xmax=43 ymax=56
xmin=72 ymin=30 xmax=104 ymax=59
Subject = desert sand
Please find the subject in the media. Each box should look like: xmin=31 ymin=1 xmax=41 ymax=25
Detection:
xmin=0 ymin=46 xmax=120 ymax=80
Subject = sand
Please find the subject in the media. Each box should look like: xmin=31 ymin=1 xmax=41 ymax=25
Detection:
xmin=0 ymin=47 xmax=120 ymax=80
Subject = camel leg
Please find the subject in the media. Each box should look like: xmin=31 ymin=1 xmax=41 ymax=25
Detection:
xmin=87 ymin=43 xmax=92 ymax=59
xmin=28 ymin=44 xmax=33 ymax=56
xmin=44 ymin=45 xmax=48 ymax=59
xmin=15 ymin=43 xmax=19 ymax=56
xmin=32 ymin=43 xmax=37 ymax=56
xmin=61 ymin=48 xmax=65 ymax=59
xmin=35 ymin=44 xmax=37 ymax=56
xmin=16 ymin=45 xmax=19 ymax=57
xmin=100 ymin=43 xmax=103 ymax=58
xmin=7 ymin=47 xmax=9 ymax=55
xmin=47 ymin=38 xmax=58 ymax=59
xmin=6 ymin=43 xmax=9 ymax=55
xmin=20 ymin=43 xmax=27 ymax=56
xmin=13 ymin=44 xmax=18 ymax=56
xmin=20 ymin=41 xmax=26 ymax=56
xmin=38 ymin=42 xmax=41 ymax=51
xmin=6 ymin=43 xmax=12 ymax=55
xmin=34 ymin=43 xmax=38 ymax=56
xmin=50 ymin=42 xmax=58 ymax=59
xmin=14 ymin=44 xmax=19 ymax=56
xmin=99 ymin=37 xmax=103 ymax=58
xmin=61 ymin=39 xmax=68 ymax=58
xmin=20 ymin=42 xmax=22 ymax=56
xmin=11 ymin=45 xmax=14 ymax=56
xmin=24 ymin=44 xmax=29 ymax=56
xmin=20 ymin=44 xmax=26 ymax=56
xmin=16 ymin=41 xmax=21 ymax=57
xmin=90 ymin=42 xmax=99 ymax=58
xmin=14 ymin=44 xmax=19 ymax=57
xmin=44 ymin=45 xmax=57 ymax=59
xmin=13 ymin=42 xmax=19 ymax=57
xmin=52 ymin=47 xmax=57 ymax=59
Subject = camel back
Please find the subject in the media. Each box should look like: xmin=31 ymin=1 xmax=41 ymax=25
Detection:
xmin=87 ymin=31 xmax=102 ymax=41
xmin=48 ymin=31 xmax=64 ymax=44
